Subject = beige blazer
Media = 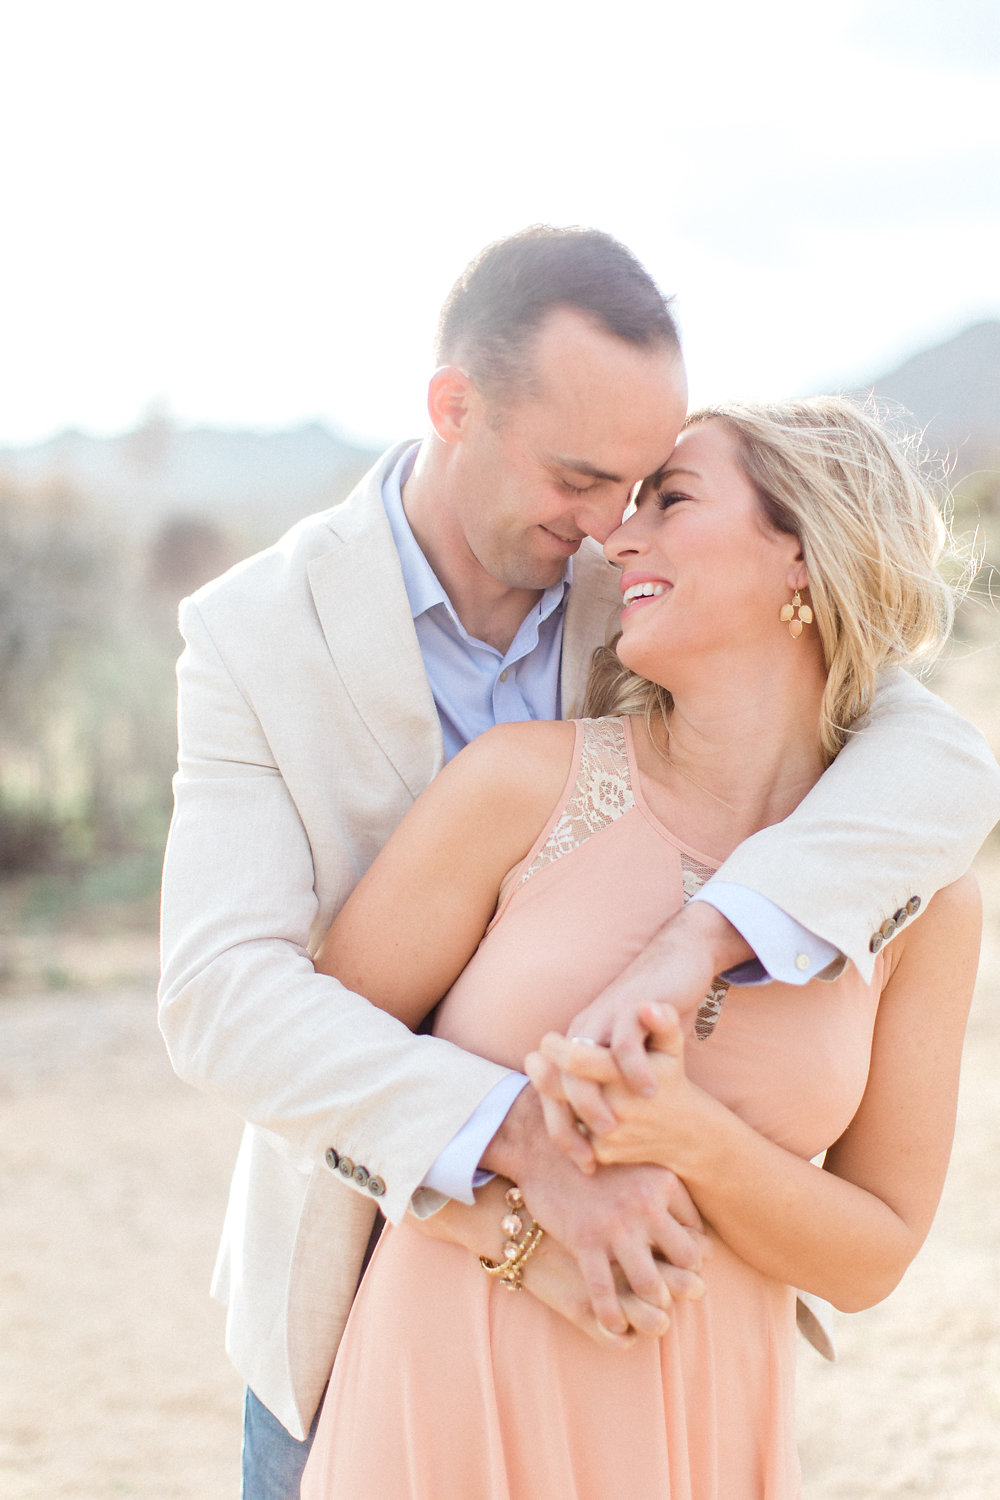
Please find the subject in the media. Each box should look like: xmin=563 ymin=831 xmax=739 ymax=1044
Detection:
xmin=158 ymin=443 xmax=1000 ymax=1437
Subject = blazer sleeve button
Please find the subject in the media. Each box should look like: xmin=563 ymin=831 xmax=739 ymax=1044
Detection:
xmin=368 ymin=1176 xmax=386 ymax=1197
xmin=880 ymin=917 xmax=897 ymax=941
xmin=338 ymin=1156 xmax=355 ymax=1178
xmin=869 ymin=932 xmax=884 ymax=955
xmin=892 ymin=908 xmax=908 ymax=926
xmin=325 ymin=1148 xmax=340 ymax=1171
xmin=352 ymin=1165 xmax=370 ymax=1186
xmin=906 ymin=895 xmax=921 ymax=916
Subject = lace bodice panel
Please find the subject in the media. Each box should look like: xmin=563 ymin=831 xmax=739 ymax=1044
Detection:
xmin=519 ymin=718 xmax=727 ymax=1039
xmin=519 ymin=717 xmax=635 ymax=884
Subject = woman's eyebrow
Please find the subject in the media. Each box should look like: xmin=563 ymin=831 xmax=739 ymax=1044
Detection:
xmin=653 ymin=465 xmax=702 ymax=484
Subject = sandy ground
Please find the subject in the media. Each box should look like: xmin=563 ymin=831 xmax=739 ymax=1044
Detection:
xmin=1 ymin=893 xmax=997 ymax=1500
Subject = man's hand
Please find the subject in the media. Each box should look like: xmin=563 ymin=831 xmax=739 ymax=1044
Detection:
xmin=412 ymin=1177 xmax=704 ymax=1348
xmin=520 ymin=1235 xmax=704 ymax=1347
xmin=481 ymin=1086 xmax=706 ymax=1335
xmin=528 ymin=902 xmax=749 ymax=1161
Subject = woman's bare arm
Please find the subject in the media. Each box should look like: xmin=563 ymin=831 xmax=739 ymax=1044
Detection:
xmin=314 ymin=720 xmax=574 ymax=1024
xmin=533 ymin=873 xmax=981 ymax=1312
xmin=410 ymin=1176 xmax=703 ymax=1345
xmin=315 ymin=717 xmax=708 ymax=1333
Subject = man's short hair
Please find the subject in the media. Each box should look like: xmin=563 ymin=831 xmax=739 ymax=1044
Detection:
xmin=434 ymin=225 xmax=681 ymax=405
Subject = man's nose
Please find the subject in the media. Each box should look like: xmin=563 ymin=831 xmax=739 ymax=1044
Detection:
xmin=576 ymin=489 xmax=635 ymax=545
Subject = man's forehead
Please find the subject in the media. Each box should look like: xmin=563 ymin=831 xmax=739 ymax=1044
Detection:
xmin=530 ymin=307 xmax=684 ymax=377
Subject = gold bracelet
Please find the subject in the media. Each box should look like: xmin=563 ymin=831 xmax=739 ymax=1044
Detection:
xmin=479 ymin=1185 xmax=545 ymax=1292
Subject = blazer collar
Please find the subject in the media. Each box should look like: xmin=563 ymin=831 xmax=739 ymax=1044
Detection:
xmin=308 ymin=444 xmax=445 ymax=799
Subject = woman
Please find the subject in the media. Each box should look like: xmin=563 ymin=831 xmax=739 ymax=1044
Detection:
xmin=301 ymin=397 xmax=981 ymax=1499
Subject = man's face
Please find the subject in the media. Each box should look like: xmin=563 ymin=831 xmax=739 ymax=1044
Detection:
xmin=449 ymin=308 xmax=689 ymax=592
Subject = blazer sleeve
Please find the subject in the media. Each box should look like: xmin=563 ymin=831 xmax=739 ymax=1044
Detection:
xmin=711 ymin=669 xmax=1000 ymax=982
xmin=157 ymin=598 xmax=514 ymax=1225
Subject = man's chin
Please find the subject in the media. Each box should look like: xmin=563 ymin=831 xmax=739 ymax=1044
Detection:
xmin=507 ymin=559 xmax=571 ymax=592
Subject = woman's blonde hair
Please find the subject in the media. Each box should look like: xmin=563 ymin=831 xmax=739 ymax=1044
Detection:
xmin=584 ymin=395 xmax=963 ymax=761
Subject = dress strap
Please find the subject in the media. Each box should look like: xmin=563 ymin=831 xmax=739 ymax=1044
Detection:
xmin=519 ymin=718 xmax=634 ymax=888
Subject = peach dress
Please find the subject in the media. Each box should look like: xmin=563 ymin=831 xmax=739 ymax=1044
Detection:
xmin=302 ymin=717 xmax=882 ymax=1500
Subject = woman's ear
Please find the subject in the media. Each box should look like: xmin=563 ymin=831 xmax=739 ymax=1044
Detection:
xmin=426 ymin=365 xmax=477 ymax=443
xmin=787 ymin=552 xmax=809 ymax=594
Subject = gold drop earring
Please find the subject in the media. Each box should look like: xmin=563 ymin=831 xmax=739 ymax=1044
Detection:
xmin=779 ymin=589 xmax=813 ymax=638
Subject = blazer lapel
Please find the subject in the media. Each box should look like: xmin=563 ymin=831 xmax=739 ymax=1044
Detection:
xmin=309 ymin=447 xmax=444 ymax=800
xmin=560 ymin=540 xmax=622 ymax=718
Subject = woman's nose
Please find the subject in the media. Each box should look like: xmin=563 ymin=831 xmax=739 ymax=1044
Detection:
xmin=604 ymin=509 xmax=646 ymax=566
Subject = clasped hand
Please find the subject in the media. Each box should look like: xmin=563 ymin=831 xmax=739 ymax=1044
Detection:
xmin=526 ymin=1002 xmax=697 ymax=1175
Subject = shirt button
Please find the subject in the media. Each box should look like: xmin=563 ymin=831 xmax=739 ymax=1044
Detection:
xmin=795 ymin=953 xmax=810 ymax=972
xmin=499 ymin=669 xmax=509 ymax=683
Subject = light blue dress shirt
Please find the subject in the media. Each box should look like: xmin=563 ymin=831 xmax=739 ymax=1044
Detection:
xmin=380 ymin=445 xmax=838 ymax=1203
xmin=381 ymin=446 xmax=569 ymax=764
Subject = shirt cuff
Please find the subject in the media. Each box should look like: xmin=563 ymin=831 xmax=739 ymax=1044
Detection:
xmin=689 ymin=882 xmax=841 ymax=986
xmin=418 ymin=1073 xmax=530 ymax=1203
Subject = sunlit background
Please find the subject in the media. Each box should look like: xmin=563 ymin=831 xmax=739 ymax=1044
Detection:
xmin=2 ymin=4 xmax=999 ymax=1496
xmin=2 ymin=0 xmax=999 ymax=448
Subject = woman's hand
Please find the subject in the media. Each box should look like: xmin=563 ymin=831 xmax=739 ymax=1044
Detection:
xmin=527 ymin=1004 xmax=707 ymax=1173
xmin=409 ymin=1173 xmax=705 ymax=1348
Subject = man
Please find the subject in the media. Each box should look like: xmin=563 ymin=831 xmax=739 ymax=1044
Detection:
xmin=158 ymin=226 xmax=1000 ymax=1499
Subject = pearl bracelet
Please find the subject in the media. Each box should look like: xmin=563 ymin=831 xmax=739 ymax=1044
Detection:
xmin=479 ymin=1185 xmax=545 ymax=1292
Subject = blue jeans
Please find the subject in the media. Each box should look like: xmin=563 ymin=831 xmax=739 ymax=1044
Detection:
xmin=241 ymin=1387 xmax=319 ymax=1500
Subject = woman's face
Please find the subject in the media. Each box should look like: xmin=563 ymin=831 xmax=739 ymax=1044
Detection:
xmin=604 ymin=419 xmax=806 ymax=689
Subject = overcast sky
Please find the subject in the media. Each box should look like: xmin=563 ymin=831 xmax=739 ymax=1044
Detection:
xmin=2 ymin=0 xmax=998 ymax=449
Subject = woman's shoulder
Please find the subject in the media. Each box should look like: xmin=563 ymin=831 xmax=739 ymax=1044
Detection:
xmin=449 ymin=720 xmax=579 ymax=804
xmin=472 ymin=718 xmax=579 ymax=756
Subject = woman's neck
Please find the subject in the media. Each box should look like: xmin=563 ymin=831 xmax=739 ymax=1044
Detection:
xmin=633 ymin=647 xmax=830 ymax=861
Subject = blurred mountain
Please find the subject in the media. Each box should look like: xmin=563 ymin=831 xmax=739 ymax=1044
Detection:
xmin=853 ymin=320 xmax=1000 ymax=470
xmin=0 ymin=416 xmax=382 ymax=546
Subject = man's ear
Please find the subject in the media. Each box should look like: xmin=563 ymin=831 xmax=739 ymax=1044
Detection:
xmin=426 ymin=365 xmax=477 ymax=443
